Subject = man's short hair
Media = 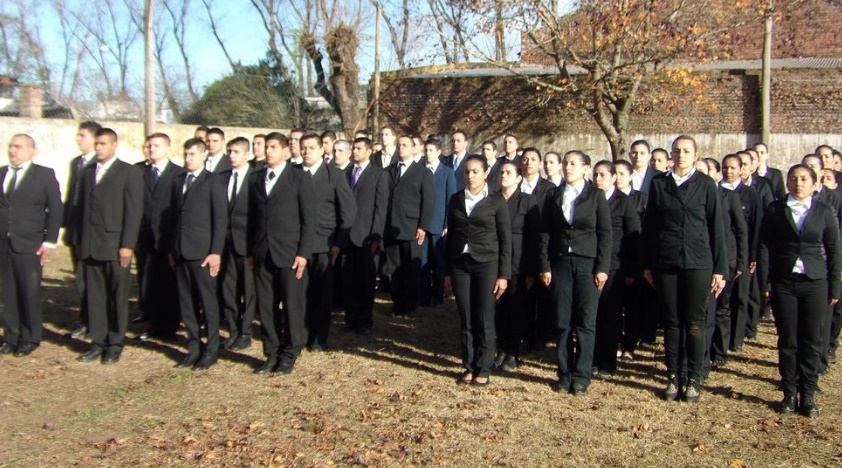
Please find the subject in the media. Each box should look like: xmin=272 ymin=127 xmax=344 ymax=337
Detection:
xmin=95 ymin=128 xmax=118 ymax=142
xmin=265 ymin=132 xmax=289 ymax=148
xmin=451 ymin=129 xmax=469 ymax=141
xmin=353 ymin=137 xmax=372 ymax=150
xmin=195 ymin=125 xmax=210 ymax=133
xmin=333 ymin=140 xmax=351 ymax=151
xmin=79 ymin=121 xmax=102 ymax=135
xmin=184 ymin=137 xmax=206 ymax=152
xmin=320 ymin=130 xmax=337 ymax=141
xmin=207 ymin=127 xmax=225 ymax=139
xmin=300 ymin=132 xmax=322 ymax=146
xmin=425 ymin=138 xmax=443 ymax=153
xmin=146 ymin=132 xmax=171 ymax=145
xmin=227 ymin=136 xmax=250 ymax=153
xmin=482 ymin=140 xmax=497 ymax=151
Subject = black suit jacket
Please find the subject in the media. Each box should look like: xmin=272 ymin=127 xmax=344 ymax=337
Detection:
xmin=486 ymin=159 xmax=503 ymax=193
xmin=222 ymin=167 xmax=254 ymax=257
xmin=719 ymin=186 xmax=749 ymax=273
xmin=606 ymin=189 xmax=641 ymax=273
xmin=77 ymin=159 xmax=143 ymax=261
xmin=757 ymin=167 xmax=786 ymax=200
xmin=539 ymin=182 xmax=612 ymax=274
xmin=248 ymin=165 xmax=316 ymax=266
xmin=637 ymin=166 xmax=661 ymax=194
xmin=371 ymin=148 xmax=396 ymax=169
xmin=209 ymin=153 xmax=233 ymax=174
xmin=442 ymin=153 xmax=474 ymax=191
xmin=61 ymin=154 xmax=94 ymax=245
xmin=760 ymin=198 xmax=841 ymax=298
xmin=505 ymin=190 xmax=540 ymax=276
xmin=386 ymin=160 xmax=435 ymax=241
xmin=347 ymin=163 xmax=390 ymax=248
xmin=169 ymin=170 xmax=228 ymax=261
xmin=733 ymin=182 xmax=762 ymax=263
xmin=815 ymin=187 xmax=842 ymax=228
xmin=307 ymin=163 xmax=357 ymax=253
xmin=749 ymin=175 xmax=775 ymax=209
xmin=446 ymin=190 xmax=512 ymax=279
xmin=0 ymin=164 xmax=63 ymax=253
xmin=139 ymin=161 xmax=185 ymax=253
xmin=524 ymin=177 xmax=555 ymax=209
xmin=628 ymin=188 xmax=648 ymax=220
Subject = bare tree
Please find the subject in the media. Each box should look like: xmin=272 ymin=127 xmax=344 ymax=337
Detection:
xmin=200 ymin=0 xmax=239 ymax=71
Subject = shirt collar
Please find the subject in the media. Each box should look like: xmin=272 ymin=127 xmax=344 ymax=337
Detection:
xmin=304 ymin=158 xmax=323 ymax=174
xmin=669 ymin=168 xmax=696 ymax=186
xmin=720 ymin=179 xmax=741 ymax=191
xmin=97 ymin=156 xmax=119 ymax=172
xmin=619 ymin=185 xmax=632 ymax=195
xmin=267 ymin=162 xmax=286 ymax=178
xmin=188 ymin=167 xmax=204 ymax=178
xmin=151 ymin=159 xmax=169 ymax=173
xmin=427 ymin=158 xmax=440 ymax=171
xmin=465 ymin=183 xmax=489 ymax=201
xmin=355 ymin=160 xmax=370 ymax=172
xmin=787 ymin=194 xmax=812 ymax=210
xmin=11 ymin=160 xmax=32 ymax=172
xmin=743 ymin=174 xmax=754 ymax=186
xmin=564 ymin=179 xmax=586 ymax=194
xmin=81 ymin=151 xmax=95 ymax=163
xmin=232 ymin=164 xmax=249 ymax=178
xmin=603 ymin=186 xmax=615 ymax=200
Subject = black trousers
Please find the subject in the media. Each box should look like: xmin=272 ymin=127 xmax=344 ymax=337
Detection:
xmin=343 ymin=243 xmax=377 ymax=329
xmin=496 ymin=274 xmax=530 ymax=358
xmin=711 ymin=266 xmax=737 ymax=362
xmin=0 ymin=246 xmax=43 ymax=347
xmin=176 ymin=258 xmax=220 ymax=355
xmin=385 ymin=239 xmax=421 ymax=314
xmin=770 ymin=275 xmax=827 ymax=396
xmin=828 ymin=299 xmax=842 ymax=359
xmin=306 ymin=252 xmax=333 ymax=346
xmin=68 ymin=245 xmax=88 ymax=326
xmin=637 ymin=279 xmax=660 ymax=344
xmin=620 ymin=274 xmax=642 ymax=352
xmin=594 ymin=269 xmax=625 ymax=372
xmin=730 ymin=269 xmax=751 ymax=349
xmin=656 ymin=268 xmax=712 ymax=383
xmin=221 ymin=247 xmax=255 ymax=339
xmin=255 ymin=254 xmax=308 ymax=359
xmin=85 ymin=258 xmax=131 ymax=350
xmin=452 ymin=255 xmax=498 ymax=377
xmin=419 ymin=233 xmax=446 ymax=306
xmin=142 ymin=250 xmax=179 ymax=335
xmin=552 ymin=255 xmax=599 ymax=388
xmin=134 ymin=247 xmax=148 ymax=315
xmin=746 ymin=271 xmax=764 ymax=339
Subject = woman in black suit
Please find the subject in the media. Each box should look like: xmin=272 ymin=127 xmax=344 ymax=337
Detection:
xmin=539 ymin=150 xmax=612 ymax=394
xmin=642 ymin=135 xmax=727 ymax=403
xmin=592 ymin=160 xmax=640 ymax=378
xmin=494 ymin=161 xmax=540 ymax=371
xmin=761 ymin=164 xmax=840 ymax=417
xmin=446 ymin=155 xmax=512 ymax=386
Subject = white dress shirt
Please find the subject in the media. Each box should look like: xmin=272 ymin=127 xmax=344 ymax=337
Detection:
xmin=562 ymin=180 xmax=585 ymax=224
xmin=303 ymin=158 xmax=323 ymax=176
xmin=603 ymin=186 xmax=615 ymax=201
xmin=95 ymin=156 xmax=119 ymax=184
xmin=462 ymin=184 xmax=490 ymax=254
xmin=670 ymin=168 xmax=696 ymax=187
xmin=265 ymin=162 xmax=286 ymax=194
xmin=228 ymin=165 xmax=249 ymax=201
xmin=205 ymin=152 xmax=225 ymax=172
xmin=3 ymin=160 xmax=31 ymax=193
xmin=521 ymin=175 xmax=540 ymax=194
xmin=183 ymin=167 xmax=203 ymax=194
xmin=632 ymin=168 xmax=646 ymax=191
xmin=787 ymin=195 xmax=812 ymax=274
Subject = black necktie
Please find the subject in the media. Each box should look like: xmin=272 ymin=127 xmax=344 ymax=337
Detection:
xmin=230 ymin=171 xmax=238 ymax=202
xmin=150 ymin=165 xmax=160 ymax=187
xmin=6 ymin=166 xmax=20 ymax=197
xmin=184 ymin=174 xmax=194 ymax=194
xmin=268 ymin=171 xmax=276 ymax=181
xmin=398 ymin=162 xmax=405 ymax=180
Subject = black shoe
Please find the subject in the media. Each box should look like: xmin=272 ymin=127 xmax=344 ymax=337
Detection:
xmin=273 ymin=357 xmax=296 ymax=375
xmin=798 ymin=394 xmax=820 ymax=418
xmin=175 ymin=353 xmax=200 ymax=368
xmin=492 ymin=352 xmax=507 ymax=370
xmin=712 ymin=358 xmax=727 ymax=369
xmin=308 ymin=342 xmax=325 ymax=353
xmin=222 ymin=335 xmax=238 ymax=350
xmin=664 ymin=375 xmax=680 ymax=401
xmin=730 ymin=345 xmax=744 ymax=354
xmin=470 ymin=376 xmax=490 ymax=387
xmin=192 ymin=353 xmax=217 ymax=371
xmin=69 ymin=326 xmax=88 ymax=339
xmin=778 ymin=395 xmax=797 ymax=415
xmin=829 ymin=348 xmax=837 ymax=364
xmin=13 ymin=342 xmax=38 ymax=357
xmin=571 ymin=383 xmax=589 ymax=395
xmin=595 ymin=369 xmax=614 ymax=380
xmin=254 ymin=357 xmax=278 ymax=375
xmin=77 ymin=346 xmax=104 ymax=362
xmin=555 ymin=381 xmax=571 ymax=394
xmin=230 ymin=335 xmax=252 ymax=351
xmin=500 ymin=355 xmax=518 ymax=372
xmin=684 ymin=379 xmax=701 ymax=403
xmin=0 ymin=343 xmax=15 ymax=355
xmin=103 ymin=349 xmax=122 ymax=364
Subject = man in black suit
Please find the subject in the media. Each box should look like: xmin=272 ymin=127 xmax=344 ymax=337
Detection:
xmin=629 ymin=140 xmax=660 ymax=195
xmin=384 ymin=136 xmax=435 ymax=318
xmin=205 ymin=127 xmax=232 ymax=174
xmin=220 ymin=137 xmax=255 ymax=351
xmin=0 ymin=135 xmax=63 ymax=356
xmin=332 ymin=140 xmax=352 ymax=171
xmin=481 ymin=140 xmax=503 ymax=192
xmin=248 ymin=132 xmax=316 ymax=374
xmin=250 ymin=134 xmax=266 ymax=170
xmin=371 ymin=126 xmax=397 ymax=169
xmin=499 ymin=134 xmax=522 ymax=167
xmin=168 ymin=138 xmax=228 ymax=370
xmin=288 ymin=129 xmax=305 ymax=166
xmin=76 ymin=128 xmax=143 ymax=364
xmin=343 ymin=138 xmax=390 ymax=334
xmin=299 ymin=133 xmax=357 ymax=350
xmin=753 ymin=143 xmax=786 ymax=200
xmin=62 ymin=121 xmax=101 ymax=339
xmin=136 ymin=133 xmax=184 ymax=341
xmin=442 ymin=130 xmax=473 ymax=191
xmin=321 ymin=130 xmax=337 ymax=165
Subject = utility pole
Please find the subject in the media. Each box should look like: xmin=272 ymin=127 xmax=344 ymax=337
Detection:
xmin=373 ymin=2 xmax=382 ymax=133
xmin=144 ymin=0 xmax=155 ymax=136
xmin=760 ymin=6 xmax=773 ymax=144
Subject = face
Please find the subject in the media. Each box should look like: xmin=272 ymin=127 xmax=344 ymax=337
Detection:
xmin=379 ymin=129 xmax=396 ymax=148
xmin=451 ymin=133 xmax=467 ymax=155
xmin=412 ymin=138 xmax=424 ymax=157
xmin=142 ymin=140 xmax=151 ymax=162
xmin=76 ymin=128 xmax=96 ymax=153
xmin=253 ymin=137 xmax=266 ymax=158
xmin=835 ymin=155 xmax=842 ymax=172
xmin=352 ymin=142 xmax=372 ymax=164
xmin=615 ymin=164 xmax=632 ymax=190
xmin=482 ymin=144 xmax=496 ymax=162
xmin=705 ymin=160 xmax=719 ymax=180
xmin=593 ymin=164 xmax=615 ymax=191
xmin=464 ymin=159 xmax=487 ymax=191
xmin=207 ymin=133 xmax=224 ymax=155
xmin=228 ymin=145 xmax=249 ymax=169
xmin=397 ymin=137 xmax=414 ymax=161
xmin=629 ymin=144 xmax=651 ymax=169
xmin=544 ymin=155 xmax=561 ymax=178
xmin=301 ymin=137 xmax=324 ymax=167
xmin=500 ymin=163 xmax=521 ymax=189
xmin=721 ymin=157 xmax=741 ymax=183
xmin=822 ymin=169 xmax=838 ymax=190
xmin=754 ymin=144 xmax=768 ymax=165
xmin=803 ymin=157 xmax=822 ymax=182
xmin=322 ymin=136 xmax=335 ymax=155
xmin=694 ymin=160 xmax=709 ymax=175
xmin=562 ymin=155 xmax=587 ymax=183
xmin=818 ymin=147 xmax=834 ymax=170
xmin=289 ymin=131 xmax=302 ymax=157
xmin=94 ymin=135 xmax=118 ymax=162
xmin=504 ymin=136 xmax=518 ymax=155
xmin=425 ymin=144 xmax=441 ymax=165
xmin=7 ymin=136 xmax=35 ymax=167
xmin=737 ymin=154 xmax=752 ymax=181
xmin=333 ymin=144 xmax=351 ymax=167
xmin=651 ymin=151 xmax=669 ymax=172
xmin=788 ymin=167 xmax=815 ymax=200
xmin=747 ymin=150 xmax=760 ymax=172
xmin=521 ymin=151 xmax=541 ymax=178
xmin=147 ymin=137 xmax=169 ymax=163
xmin=194 ymin=130 xmax=208 ymax=144
xmin=669 ymin=139 xmax=696 ymax=173
xmin=265 ymin=139 xmax=290 ymax=168
xmin=183 ymin=145 xmax=206 ymax=172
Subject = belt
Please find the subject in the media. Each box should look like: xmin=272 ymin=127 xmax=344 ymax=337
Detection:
xmin=789 ymin=273 xmax=810 ymax=281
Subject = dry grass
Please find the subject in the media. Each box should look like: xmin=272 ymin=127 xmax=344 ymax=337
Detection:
xmin=0 ymin=247 xmax=840 ymax=467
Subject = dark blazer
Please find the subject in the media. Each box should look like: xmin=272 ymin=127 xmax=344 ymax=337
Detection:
xmin=749 ymin=175 xmax=775 ymax=209
xmin=733 ymin=182 xmax=762 ymax=263
xmin=642 ymin=171 xmax=727 ymax=274
xmin=637 ymin=166 xmax=661 ymax=194
xmin=524 ymin=176 xmax=555 ymax=208
xmin=815 ymin=186 xmax=842 ymax=227
xmin=760 ymin=198 xmax=841 ymax=299
xmin=628 ymin=188 xmax=648 ymax=220
xmin=606 ymin=189 xmax=641 ymax=273
xmin=77 ymin=159 xmax=143 ymax=261
xmin=505 ymin=190 xmax=540 ymax=276
xmin=719 ymin=186 xmax=749 ymax=273
xmin=347 ymin=163 xmax=390 ymax=247
xmin=757 ymin=167 xmax=786 ymax=200
xmin=386 ymin=160 xmax=435 ymax=241
xmin=308 ymin=162 xmax=357 ymax=253
xmin=61 ymin=154 xmax=94 ymax=245
xmin=138 ymin=161 xmax=185 ymax=253
xmin=446 ymin=190 xmax=512 ymax=279
xmin=442 ymin=153 xmax=473 ymax=191
xmin=539 ymin=182 xmax=612 ymax=274
xmin=169 ymin=170 xmax=228 ymax=261
xmin=248 ymin=165 xmax=317 ymax=265
xmin=371 ymin=148 xmax=396 ymax=169
xmin=486 ymin=159 xmax=503 ymax=193
xmin=209 ymin=153 xmax=233 ymax=174
xmin=0 ymin=164 xmax=63 ymax=253
xmin=428 ymin=163 xmax=457 ymax=235
xmin=222 ymin=167 xmax=254 ymax=257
